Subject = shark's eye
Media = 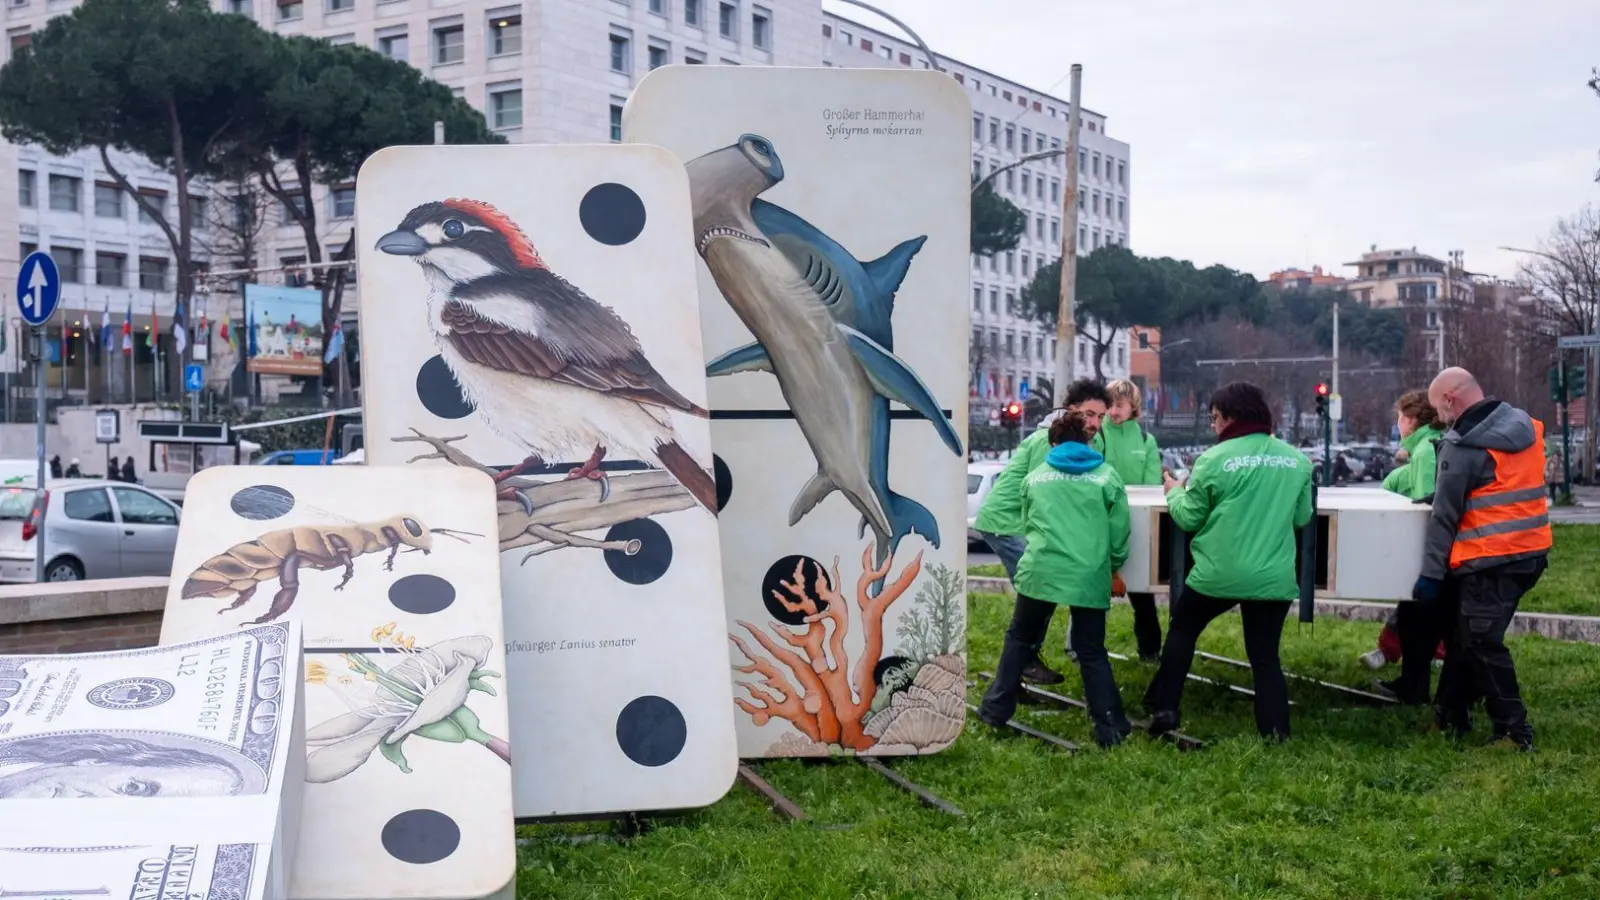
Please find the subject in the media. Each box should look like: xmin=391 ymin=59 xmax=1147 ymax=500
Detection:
xmin=442 ymin=219 xmax=465 ymax=239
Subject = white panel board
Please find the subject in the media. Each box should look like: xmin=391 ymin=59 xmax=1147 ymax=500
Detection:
xmin=625 ymin=66 xmax=973 ymax=758
xmin=1120 ymin=485 xmax=1430 ymax=601
xmin=353 ymin=144 xmax=737 ymax=818
xmin=157 ymin=466 xmax=514 ymax=900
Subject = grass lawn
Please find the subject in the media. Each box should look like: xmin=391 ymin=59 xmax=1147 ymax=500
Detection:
xmin=517 ymin=592 xmax=1600 ymax=898
xmin=970 ymin=525 xmax=1600 ymax=616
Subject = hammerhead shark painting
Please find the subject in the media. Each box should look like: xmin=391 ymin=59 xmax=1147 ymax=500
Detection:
xmin=685 ymin=133 xmax=965 ymax=583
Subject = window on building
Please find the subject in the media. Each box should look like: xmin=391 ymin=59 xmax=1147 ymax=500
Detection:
xmin=489 ymin=13 xmax=521 ymax=55
xmin=971 ymin=115 xmax=981 ymax=141
xmin=277 ymin=190 xmax=308 ymax=225
xmin=1092 ymin=192 xmax=1100 ymax=214
xmin=93 ymin=182 xmax=122 ymax=218
xmin=684 ymin=0 xmax=701 ymax=26
xmin=609 ymin=101 xmax=624 ymax=142
xmin=1021 ymin=252 xmax=1030 ymax=277
xmin=972 ymin=285 xmax=981 ymax=311
xmin=1118 ymin=161 xmax=1126 ymax=186
xmin=328 ymin=33 xmax=356 ymax=45
xmin=1034 ymin=214 xmax=1044 ymax=241
xmin=489 ymin=85 xmax=522 ymax=129
xmin=1005 ymin=251 xmax=1014 ymax=275
xmin=139 ymin=257 xmax=168 ymax=290
xmin=1078 ymin=148 xmax=1086 ymax=171
xmin=1078 ymin=342 xmax=1087 ymax=365
xmin=1117 ymin=346 xmax=1125 ymax=368
xmin=1077 ymin=191 xmax=1084 ymax=210
xmin=277 ymin=0 xmax=303 ymax=21
xmin=377 ymin=29 xmax=408 ymax=59
xmin=685 ymin=48 xmax=705 ymax=63
xmin=649 ymin=0 xmax=665 ymax=13
xmin=751 ymin=6 xmax=770 ymax=48
xmin=18 ymin=169 xmax=34 ymax=207
xmin=1049 ymin=178 xmax=1059 ymax=203
xmin=1092 ymin=153 xmax=1101 ymax=178
xmin=648 ymin=42 xmax=668 ymax=69
xmin=226 ymin=0 xmax=249 ymax=13
xmin=94 ymin=252 xmax=126 ymax=288
xmin=1036 ymin=174 xmax=1044 ymax=200
xmin=328 ymin=186 xmax=355 ymax=219
xmin=137 ymin=189 xmax=166 ymax=224
xmin=718 ymin=2 xmax=736 ymax=39
xmin=1118 ymin=199 xmax=1125 ymax=222
xmin=1050 ymin=218 xmax=1059 ymax=243
xmin=609 ymin=30 xmax=631 ymax=72
xmin=988 ymin=287 xmax=998 ymax=314
xmin=48 ymin=174 xmax=80 ymax=212
xmin=19 ymin=242 xmax=34 ymax=261
xmin=1004 ymin=124 xmax=1014 ymax=151
xmin=188 ymin=195 xmax=207 ymax=229
xmin=8 ymin=28 xmax=31 ymax=51
xmin=280 ymin=255 xmax=308 ymax=287
xmin=988 ymin=118 xmax=998 ymax=145
xmin=50 ymin=246 xmax=82 ymax=283
xmin=1092 ymin=229 xmax=1101 ymax=249
xmin=1003 ymin=169 xmax=1013 ymax=193
xmin=1020 ymin=128 xmax=1031 ymax=150
xmin=1078 ymin=226 xmax=1086 ymax=250
xmin=326 ymin=0 xmax=353 ymax=12
xmin=433 ymin=23 xmax=464 ymax=65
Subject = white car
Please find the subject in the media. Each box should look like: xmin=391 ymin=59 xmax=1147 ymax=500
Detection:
xmin=967 ymin=461 xmax=1007 ymax=546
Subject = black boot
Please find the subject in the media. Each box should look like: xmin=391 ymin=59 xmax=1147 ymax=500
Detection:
xmin=1021 ymin=659 xmax=1064 ymax=685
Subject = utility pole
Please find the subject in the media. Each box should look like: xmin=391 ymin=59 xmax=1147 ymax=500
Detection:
xmin=1053 ymin=64 xmax=1082 ymax=395
xmin=1331 ymin=295 xmax=1341 ymax=444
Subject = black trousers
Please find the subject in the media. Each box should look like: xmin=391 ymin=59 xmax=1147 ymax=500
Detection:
xmin=1435 ymin=560 xmax=1546 ymax=743
xmin=1128 ymin=592 xmax=1163 ymax=657
xmin=1143 ymin=586 xmax=1291 ymax=740
xmin=980 ymin=594 xmax=1132 ymax=746
xmin=1389 ymin=594 xmax=1451 ymax=703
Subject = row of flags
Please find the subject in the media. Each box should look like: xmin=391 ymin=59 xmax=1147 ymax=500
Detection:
xmin=71 ymin=299 xmax=345 ymax=365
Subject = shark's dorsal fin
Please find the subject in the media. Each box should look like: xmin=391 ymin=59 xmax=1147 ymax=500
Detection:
xmin=862 ymin=236 xmax=927 ymax=312
xmin=840 ymin=325 xmax=965 ymax=457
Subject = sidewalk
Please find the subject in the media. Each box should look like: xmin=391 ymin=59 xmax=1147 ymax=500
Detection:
xmin=1553 ymin=485 xmax=1600 ymax=524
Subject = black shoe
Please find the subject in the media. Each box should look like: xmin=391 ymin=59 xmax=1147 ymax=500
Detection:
xmin=1376 ymin=678 xmax=1427 ymax=706
xmin=1022 ymin=660 xmax=1065 ymax=685
xmin=1431 ymin=707 xmax=1472 ymax=739
xmin=1138 ymin=651 xmax=1160 ymax=665
xmin=1146 ymin=709 xmax=1180 ymax=737
xmin=975 ymin=709 xmax=1010 ymax=730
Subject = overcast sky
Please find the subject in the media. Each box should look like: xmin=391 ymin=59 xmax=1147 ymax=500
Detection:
xmin=823 ymin=0 xmax=1600 ymax=281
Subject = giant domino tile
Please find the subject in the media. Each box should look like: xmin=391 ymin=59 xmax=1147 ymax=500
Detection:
xmin=626 ymin=66 xmax=975 ymax=759
xmin=1120 ymin=485 xmax=1431 ymax=601
xmin=354 ymin=143 xmax=739 ymax=818
xmin=158 ymin=466 xmax=514 ymax=900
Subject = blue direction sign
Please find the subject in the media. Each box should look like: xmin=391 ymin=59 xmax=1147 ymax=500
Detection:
xmin=15 ymin=251 xmax=60 ymax=327
xmin=1019 ymin=379 xmax=1030 ymax=400
xmin=184 ymin=363 xmax=204 ymax=393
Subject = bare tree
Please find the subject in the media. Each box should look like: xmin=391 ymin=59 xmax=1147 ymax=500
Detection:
xmin=193 ymin=177 xmax=276 ymax=396
xmin=1515 ymin=205 xmax=1600 ymax=475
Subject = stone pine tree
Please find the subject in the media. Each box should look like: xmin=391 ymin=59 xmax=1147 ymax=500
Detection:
xmin=971 ymin=175 xmax=1026 ymax=257
xmin=0 ymin=0 xmax=281 ymax=318
xmin=226 ymin=36 xmax=504 ymax=389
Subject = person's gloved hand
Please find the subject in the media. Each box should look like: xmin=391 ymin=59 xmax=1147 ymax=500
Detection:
xmin=1412 ymin=576 xmax=1441 ymax=603
xmin=1111 ymin=572 xmax=1127 ymax=598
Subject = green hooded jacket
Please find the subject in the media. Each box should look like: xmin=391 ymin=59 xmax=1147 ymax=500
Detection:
xmin=1014 ymin=440 xmax=1131 ymax=609
xmin=973 ymin=424 xmax=1053 ymax=537
xmin=1381 ymin=423 xmax=1444 ymax=501
xmin=1092 ymin=417 xmax=1162 ymax=486
xmin=1167 ymin=432 xmax=1314 ymax=602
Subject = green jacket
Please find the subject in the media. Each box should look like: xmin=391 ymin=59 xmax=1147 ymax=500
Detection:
xmin=1380 ymin=423 xmax=1443 ymax=501
xmin=1167 ymin=432 xmax=1314 ymax=602
xmin=1092 ymin=418 xmax=1162 ymax=486
xmin=973 ymin=425 xmax=1053 ymax=537
xmin=1014 ymin=441 xmax=1130 ymax=609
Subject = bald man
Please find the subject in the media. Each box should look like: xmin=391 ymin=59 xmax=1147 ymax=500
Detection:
xmin=1418 ymin=367 xmax=1551 ymax=751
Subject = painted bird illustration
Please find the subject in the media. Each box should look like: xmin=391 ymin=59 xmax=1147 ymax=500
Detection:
xmin=375 ymin=199 xmax=718 ymax=515
xmin=685 ymin=134 xmax=964 ymax=584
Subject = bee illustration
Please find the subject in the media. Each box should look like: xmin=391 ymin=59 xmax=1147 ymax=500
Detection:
xmin=181 ymin=515 xmax=481 ymax=625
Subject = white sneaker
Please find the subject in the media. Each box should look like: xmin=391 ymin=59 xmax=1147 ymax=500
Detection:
xmin=1359 ymin=648 xmax=1388 ymax=670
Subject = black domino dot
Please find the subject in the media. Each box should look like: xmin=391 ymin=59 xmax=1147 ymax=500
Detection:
xmin=388 ymin=574 xmax=456 ymax=615
xmin=415 ymin=355 xmax=475 ymax=420
xmin=230 ymin=485 xmax=295 ymax=521
xmin=602 ymin=518 xmax=672 ymax=585
xmin=579 ymin=183 xmax=647 ymax=246
xmin=615 ymin=695 xmax=687 ymax=767
xmin=712 ymin=454 xmax=733 ymax=512
xmin=760 ymin=555 xmax=832 ymax=626
xmin=380 ymin=809 xmax=460 ymax=865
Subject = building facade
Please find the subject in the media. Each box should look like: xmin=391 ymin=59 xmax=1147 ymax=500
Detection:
xmin=1337 ymin=246 xmax=1472 ymax=367
xmin=0 ymin=0 xmax=1130 ymax=413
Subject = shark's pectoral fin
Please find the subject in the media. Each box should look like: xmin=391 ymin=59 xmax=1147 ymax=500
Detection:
xmin=862 ymin=236 xmax=927 ymax=310
xmin=705 ymin=342 xmax=773 ymax=378
xmin=789 ymin=471 xmax=839 ymax=526
xmin=840 ymin=326 xmax=966 ymax=457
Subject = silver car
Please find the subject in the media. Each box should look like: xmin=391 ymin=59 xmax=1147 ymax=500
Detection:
xmin=0 ymin=478 xmax=182 ymax=582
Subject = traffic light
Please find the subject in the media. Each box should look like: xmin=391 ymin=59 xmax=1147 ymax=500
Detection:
xmin=1000 ymin=401 xmax=1023 ymax=429
xmin=1314 ymin=382 xmax=1330 ymax=418
xmin=1572 ymin=364 xmax=1588 ymax=401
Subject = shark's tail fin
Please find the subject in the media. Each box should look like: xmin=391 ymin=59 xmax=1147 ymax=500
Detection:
xmin=860 ymin=488 xmax=941 ymax=596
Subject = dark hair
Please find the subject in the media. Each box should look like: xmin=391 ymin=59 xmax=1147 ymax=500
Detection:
xmin=1395 ymin=390 xmax=1440 ymax=429
xmin=1048 ymin=412 xmax=1091 ymax=446
xmin=1062 ymin=378 xmax=1110 ymax=409
xmin=1209 ymin=381 xmax=1273 ymax=428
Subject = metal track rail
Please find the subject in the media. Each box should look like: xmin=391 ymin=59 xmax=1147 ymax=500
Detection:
xmin=1194 ymin=651 xmax=1397 ymax=705
xmin=856 ymin=757 xmax=965 ymax=817
xmin=736 ymin=763 xmax=807 ymax=821
xmin=974 ymin=671 xmax=1206 ymax=750
xmin=964 ymin=701 xmax=1081 ymax=752
xmin=1106 ymin=651 xmax=1296 ymax=704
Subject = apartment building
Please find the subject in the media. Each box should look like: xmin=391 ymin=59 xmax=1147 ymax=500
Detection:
xmin=1338 ymin=246 xmax=1472 ymax=366
xmin=0 ymin=0 xmax=1130 ymax=412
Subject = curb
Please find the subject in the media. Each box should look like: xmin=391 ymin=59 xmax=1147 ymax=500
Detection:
xmin=967 ymin=577 xmax=1600 ymax=646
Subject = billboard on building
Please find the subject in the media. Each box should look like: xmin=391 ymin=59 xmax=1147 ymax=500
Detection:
xmin=243 ymin=283 xmax=323 ymax=376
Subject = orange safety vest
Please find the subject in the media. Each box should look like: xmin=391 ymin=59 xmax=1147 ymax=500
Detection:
xmin=1449 ymin=417 xmax=1554 ymax=570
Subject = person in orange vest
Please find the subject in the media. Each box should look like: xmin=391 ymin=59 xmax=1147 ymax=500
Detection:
xmin=1419 ymin=367 xmax=1551 ymax=751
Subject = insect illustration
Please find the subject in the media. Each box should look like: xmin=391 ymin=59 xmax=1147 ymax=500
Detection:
xmin=181 ymin=515 xmax=481 ymax=625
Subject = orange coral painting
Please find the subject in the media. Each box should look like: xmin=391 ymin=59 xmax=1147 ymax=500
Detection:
xmin=729 ymin=540 xmax=966 ymax=756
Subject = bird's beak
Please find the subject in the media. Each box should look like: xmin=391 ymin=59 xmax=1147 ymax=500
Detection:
xmin=376 ymin=229 xmax=428 ymax=256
